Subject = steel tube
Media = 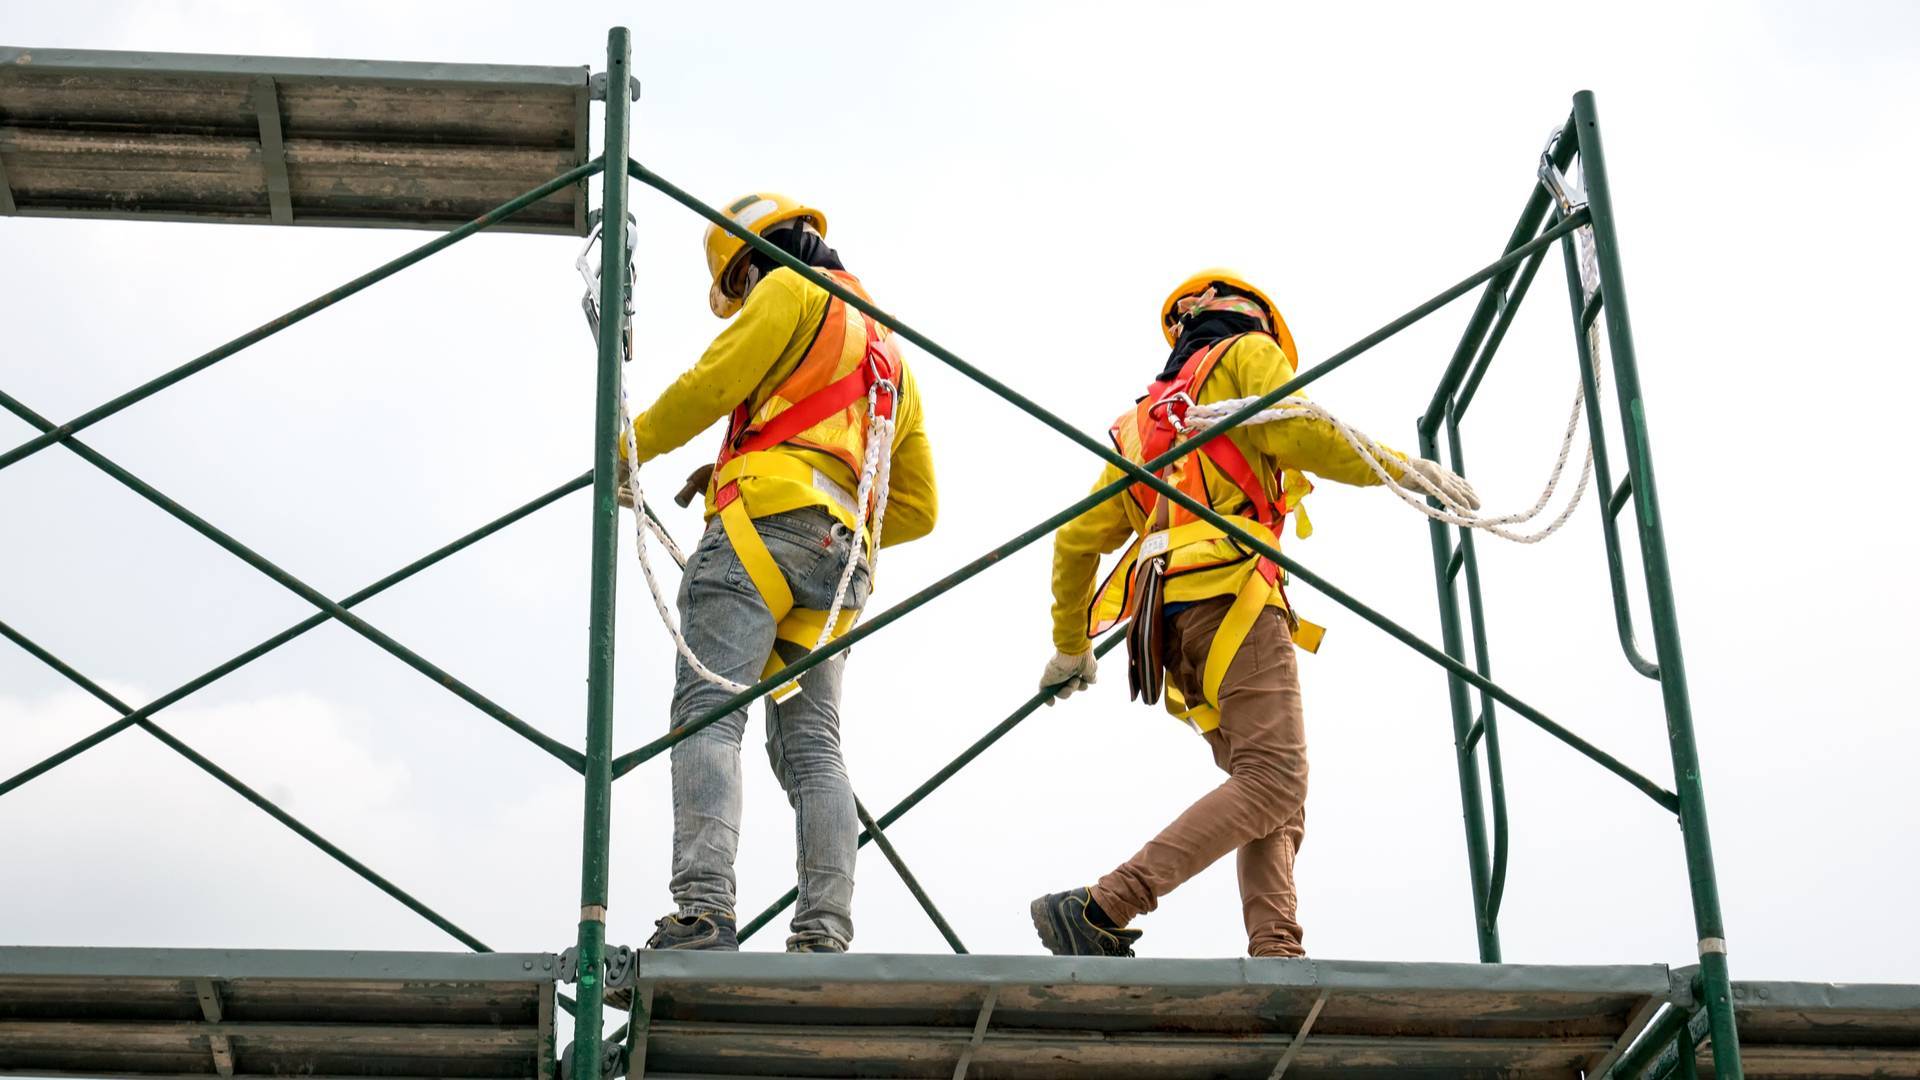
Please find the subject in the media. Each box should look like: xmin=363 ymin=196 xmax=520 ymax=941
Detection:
xmin=634 ymin=155 xmax=1585 ymax=471
xmin=1573 ymin=89 xmax=1741 ymax=1078
xmin=1420 ymin=116 xmax=1578 ymax=436
xmin=1452 ymin=245 xmax=1551 ymax=423
xmin=855 ymin=796 xmax=968 ymax=954
xmin=1556 ymin=211 xmax=1660 ymax=680
xmin=0 ymin=619 xmax=492 ymax=951
xmin=1607 ymin=1004 xmax=1694 ymax=1080
xmin=0 ymin=473 xmax=591 ymax=801
xmin=1419 ymin=421 xmax=1498 ymax=961
xmin=1447 ymin=415 xmax=1510 ymax=932
xmin=569 ymin=28 xmax=630 ymax=1080
xmin=0 ymin=388 xmax=585 ymax=770
xmin=737 ymin=628 xmax=1130 ymax=942
xmin=612 ymin=169 xmax=1588 ymax=771
xmin=0 ymin=161 xmax=604 ymax=474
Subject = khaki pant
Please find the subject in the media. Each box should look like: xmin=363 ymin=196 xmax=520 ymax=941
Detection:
xmin=1089 ymin=595 xmax=1309 ymax=957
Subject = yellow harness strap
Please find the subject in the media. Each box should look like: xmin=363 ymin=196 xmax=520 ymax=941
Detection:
xmin=1167 ymin=574 xmax=1326 ymax=734
xmin=718 ymin=499 xmax=857 ymax=702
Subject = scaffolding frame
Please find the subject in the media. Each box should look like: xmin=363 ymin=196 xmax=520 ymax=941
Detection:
xmin=0 ymin=27 xmax=1740 ymax=1079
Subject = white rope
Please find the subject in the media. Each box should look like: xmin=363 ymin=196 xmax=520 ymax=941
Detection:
xmin=612 ymin=358 xmax=893 ymax=697
xmin=810 ymin=381 xmax=895 ymax=654
xmin=617 ymin=381 xmax=751 ymax=694
xmin=1178 ymin=130 xmax=1607 ymax=547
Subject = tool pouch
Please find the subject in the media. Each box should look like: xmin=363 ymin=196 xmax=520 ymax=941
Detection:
xmin=1126 ymin=553 xmax=1169 ymax=705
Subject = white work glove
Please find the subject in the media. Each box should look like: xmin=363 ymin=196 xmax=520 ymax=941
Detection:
xmin=1399 ymin=458 xmax=1481 ymax=511
xmin=615 ymin=455 xmax=636 ymax=510
xmin=1039 ymin=649 xmax=1098 ymax=704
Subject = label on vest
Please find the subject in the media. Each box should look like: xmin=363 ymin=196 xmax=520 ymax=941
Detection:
xmin=1140 ymin=531 xmax=1172 ymax=559
xmin=812 ymin=467 xmax=859 ymax=520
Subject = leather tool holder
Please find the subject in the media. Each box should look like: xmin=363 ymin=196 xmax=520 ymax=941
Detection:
xmin=1126 ymin=553 xmax=1169 ymax=706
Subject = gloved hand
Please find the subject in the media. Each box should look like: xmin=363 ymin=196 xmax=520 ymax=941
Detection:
xmin=1399 ymin=458 xmax=1481 ymax=511
xmin=1039 ymin=649 xmax=1098 ymax=704
xmin=615 ymin=455 xmax=636 ymax=510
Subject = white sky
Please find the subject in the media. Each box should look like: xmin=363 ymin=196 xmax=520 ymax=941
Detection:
xmin=3 ymin=0 xmax=1917 ymax=993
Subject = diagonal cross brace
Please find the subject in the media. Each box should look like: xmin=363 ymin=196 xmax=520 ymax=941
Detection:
xmin=0 ymin=160 xmax=604 ymax=475
xmin=0 ymin=388 xmax=585 ymax=771
xmin=0 ymin=618 xmax=492 ymax=951
xmin=614 ymin=168 xmax=1674 ymax=813
xmin=0 ymin=471 xmax=592 ymax=800
xmin=855 ymin=795 xmax=966 ymax=953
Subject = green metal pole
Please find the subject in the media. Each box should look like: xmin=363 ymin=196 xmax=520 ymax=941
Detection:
xmin=1572 ymin=89 xmax=1741 ymax=1079
xmin=1447 ymin=415 xmax=1511 ymax=935
xmin=853 ymin=796 xmax=967 ymax=954
xmin=737 ymin=628 xmax=1130 ymax=942
xmin=1419 ymin=420 xmax=1498 ymax=961
xmin=0 ymin=162 xmax=603 ymax=475
xmin=1553 ymin=208 xmax=1661 ymax=679
xmin=570 ymin=27 xmax=630 ymax=1080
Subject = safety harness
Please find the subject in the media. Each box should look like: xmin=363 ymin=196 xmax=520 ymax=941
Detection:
xmin=705 ymin=269 xmax=901 ymax=699
xmin=1089 ymin=332 xmax=1324 ymax=733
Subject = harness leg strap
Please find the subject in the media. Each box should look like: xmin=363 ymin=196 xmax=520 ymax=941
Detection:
xmin=718 ymin=500 xmax=861 ymax=702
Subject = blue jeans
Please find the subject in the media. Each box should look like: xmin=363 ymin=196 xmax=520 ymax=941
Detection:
xmin=668 ymin=507 xmax=871 ymax=952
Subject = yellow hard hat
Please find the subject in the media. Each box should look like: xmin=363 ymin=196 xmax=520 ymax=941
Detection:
xmin=1161 ymin=268 xmax=1296 ymax=367
xmin=703 ymin=192 xmax=828 ymax=318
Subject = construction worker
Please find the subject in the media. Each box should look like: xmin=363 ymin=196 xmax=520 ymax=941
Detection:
xmin=624 ymin=193 xmax=936 ymax=954
xmin=1030 ymin=270 xmax=1476 ymax=958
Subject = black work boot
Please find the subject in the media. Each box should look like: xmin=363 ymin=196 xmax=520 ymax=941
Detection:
xmin=645 ymin=911 xmax=739 ymax=951
xmin=1030 ymin=888 xmax=1143 ymax=957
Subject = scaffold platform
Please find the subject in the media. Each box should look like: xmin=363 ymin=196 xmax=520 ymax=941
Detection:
xmin=2 ymin=948 xmax=1916 ymax=1079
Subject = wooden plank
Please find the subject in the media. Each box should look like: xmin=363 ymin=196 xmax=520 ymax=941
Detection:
xmin=250 ymin=76 xmax=292 ymax=225
xmin=0 ymin=1019 xmax=532 ymax=1049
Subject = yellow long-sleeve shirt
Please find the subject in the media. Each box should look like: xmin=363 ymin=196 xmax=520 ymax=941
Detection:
xmin=1049 ymin=333 xmax=1405 ymax=653
xmin=628 ymin=267 xmax=936 ymax=548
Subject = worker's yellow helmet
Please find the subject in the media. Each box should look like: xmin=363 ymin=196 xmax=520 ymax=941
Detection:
xmin=703 ymin=192 xmax=828 ymax=318
xmin=1161 ymin=268 xmax=1296 ymax=368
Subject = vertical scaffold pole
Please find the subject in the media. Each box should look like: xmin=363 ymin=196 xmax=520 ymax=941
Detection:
xmin=570 ymin=25 xmax=631 ymax=1080
xmin=1570 ymin=89 xmax=1742 ymax=1079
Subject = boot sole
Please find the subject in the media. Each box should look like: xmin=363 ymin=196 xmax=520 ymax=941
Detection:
xmin=1029 ymin=896 xmax=1068 ymax=956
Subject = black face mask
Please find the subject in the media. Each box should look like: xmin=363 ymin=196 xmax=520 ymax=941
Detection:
xmin=745 ymin=225 xmax=845 ymax=288
xmin=1158 ymin=309 xmax=1268 ymax=381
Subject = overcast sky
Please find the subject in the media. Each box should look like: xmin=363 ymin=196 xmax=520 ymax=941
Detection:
xmin=3 ymin=0 xmax=1917 ymax=998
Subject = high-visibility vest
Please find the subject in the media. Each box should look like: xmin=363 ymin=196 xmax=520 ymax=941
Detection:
xmin=1088 ymin=333 xmax=1323 ymax=732
xmin=707 ymin=270 xmax=901 ymax=697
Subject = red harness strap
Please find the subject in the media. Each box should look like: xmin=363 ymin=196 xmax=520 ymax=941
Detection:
xmin=713 ymin=310 xmax=899 ymax=511
xmin=1121 ymin=335 xmax=1286 ymax=583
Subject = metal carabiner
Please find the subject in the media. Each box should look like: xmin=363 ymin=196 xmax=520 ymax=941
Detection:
xmin=576 ymin=210 xmax=639 ymax=362
xmin=1148 ymin=391 xmax=1197 ymax=435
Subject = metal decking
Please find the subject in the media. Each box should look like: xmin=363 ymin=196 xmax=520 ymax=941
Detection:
xmin=2 ymin=948 xmax=1916 ymax=1079
xmin=0 ymin=46 xmax=590 ymax=233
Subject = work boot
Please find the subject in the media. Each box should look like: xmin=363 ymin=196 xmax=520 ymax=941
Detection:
xmin=1029 ymin=888 xmax=1143 ymax=957
xmin=786 ymin=940 xmax=844 ymax=954
xmin=644 ymin=911 xmax=738 ymax=951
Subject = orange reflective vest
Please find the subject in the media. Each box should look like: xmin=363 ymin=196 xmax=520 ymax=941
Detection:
xmin=707 ymin=270 xmax=901 ymax=697
xmin=1088 ymin=333 xmax=1323 ymax=731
